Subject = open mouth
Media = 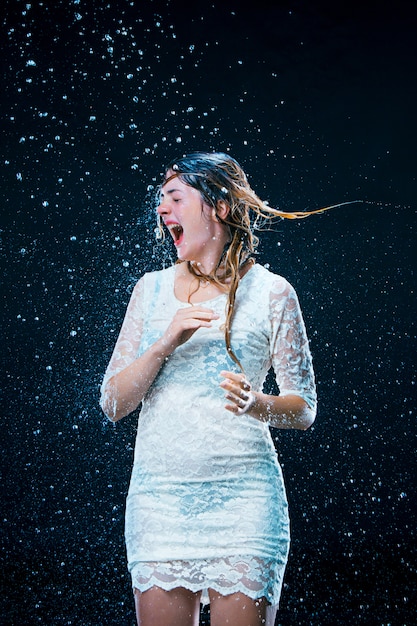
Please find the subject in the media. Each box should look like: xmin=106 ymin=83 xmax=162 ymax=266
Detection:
xmin=168 ymin=223 xmax=184 ymax=246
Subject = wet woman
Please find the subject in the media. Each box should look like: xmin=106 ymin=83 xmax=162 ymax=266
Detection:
xmin=100 ymin=152 xmax=318 ymax=626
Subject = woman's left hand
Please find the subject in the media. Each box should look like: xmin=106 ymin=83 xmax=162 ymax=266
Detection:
xmin=220 ymin=370 xmax=255 ymax=415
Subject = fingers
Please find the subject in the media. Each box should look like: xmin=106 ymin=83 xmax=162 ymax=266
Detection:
xmin=170 ymin=306 xmax=219 ymax=334
xmin=220 ymin=370 xmax=254 ymax=415
xmin=220 ymin=371 xmax=251 ymax=393
xmin=162 ymin=307 xmax=220 ymax=352
xmin=175 ymin=307 xmax=219 ymax=332
xmin=176 ymin=306 xmax=219 ymax=323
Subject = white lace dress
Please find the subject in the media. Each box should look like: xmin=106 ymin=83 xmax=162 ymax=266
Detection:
xmin=100 ymin=263 xmax=316 ymax=606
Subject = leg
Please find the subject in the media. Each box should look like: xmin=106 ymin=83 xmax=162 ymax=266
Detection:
xmin=134 ymin=585 xmax=201 ymax=626
xmin=208 ymin=589 xmax=278 ymax=626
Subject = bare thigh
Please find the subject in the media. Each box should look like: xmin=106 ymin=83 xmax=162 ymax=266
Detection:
xmin=208 ymin=589 xmax=278 ymax=626
xmin=134 ymin=586 xmax=202 ymax=626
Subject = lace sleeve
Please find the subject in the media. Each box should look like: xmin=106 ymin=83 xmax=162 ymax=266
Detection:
xmin=269 ymin=277 xmax=317 ymax=411
xmin=100 ymin=276 xmax=145 ymax=414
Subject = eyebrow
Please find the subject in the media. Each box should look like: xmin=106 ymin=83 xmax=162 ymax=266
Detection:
xmin=160 ymin=188 xmax=183 ymax=197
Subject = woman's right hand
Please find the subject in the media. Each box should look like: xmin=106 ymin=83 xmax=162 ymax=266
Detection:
xmin=159 ymin=305 xmax=219 ymax=356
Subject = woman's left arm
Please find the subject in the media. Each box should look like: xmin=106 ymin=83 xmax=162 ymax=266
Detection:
xmin=220 ymin=277 xmax=317 ymax=430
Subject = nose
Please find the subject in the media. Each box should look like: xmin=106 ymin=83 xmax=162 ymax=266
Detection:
xmin=156 ymin=197 xmax=170 ymax=216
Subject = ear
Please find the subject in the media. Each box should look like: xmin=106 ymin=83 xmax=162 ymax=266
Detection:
xmin=216 ymin=200 xmax=230 ymax=221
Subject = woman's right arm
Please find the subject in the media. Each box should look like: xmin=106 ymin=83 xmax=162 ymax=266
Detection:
xmin=100 ymin=336 xmax=169 ymax=422
xmin=100 ymin=277 xmax=219 ymax=422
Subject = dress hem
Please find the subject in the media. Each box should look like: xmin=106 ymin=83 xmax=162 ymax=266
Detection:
xmin=131 ymin=578 xmax=281 ymax=608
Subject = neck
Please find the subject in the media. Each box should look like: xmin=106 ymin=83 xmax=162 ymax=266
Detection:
xmin=188 ymin=260 xmax=217 ymax=279
xmin=186 ymin=245 xmax=227 ymax=278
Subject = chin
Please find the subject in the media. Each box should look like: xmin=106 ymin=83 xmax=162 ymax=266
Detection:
xmin=176 ymin=246 xmax=193 ymax=262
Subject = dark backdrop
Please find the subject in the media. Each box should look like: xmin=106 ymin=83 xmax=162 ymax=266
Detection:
xmin=2 ymin=1 xmax=416 ymax=624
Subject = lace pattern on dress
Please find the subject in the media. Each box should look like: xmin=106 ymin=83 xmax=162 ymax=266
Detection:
xmin=131 ymin=555 xmax=285 ymax=607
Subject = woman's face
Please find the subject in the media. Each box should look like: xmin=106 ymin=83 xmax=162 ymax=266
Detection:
xmin=157 ymin=173 xmax=229 ymax=270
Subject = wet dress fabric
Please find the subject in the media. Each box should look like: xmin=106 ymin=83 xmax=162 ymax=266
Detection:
xmin=100 ymin=263 xmax=316 ymax=606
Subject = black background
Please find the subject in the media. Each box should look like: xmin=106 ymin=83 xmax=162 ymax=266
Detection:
xmin=2 ymin=0 xmax=416 ymax=624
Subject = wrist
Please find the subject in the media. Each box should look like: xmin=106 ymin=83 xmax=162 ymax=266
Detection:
xmin=151 ymin=337 xmax=173 ymax=361
xmin=247 ymin=391 xmax=271 ymax=424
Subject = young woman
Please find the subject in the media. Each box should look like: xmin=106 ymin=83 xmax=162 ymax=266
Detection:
xmin=100 ymin=152 xmax=318 ymax=626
